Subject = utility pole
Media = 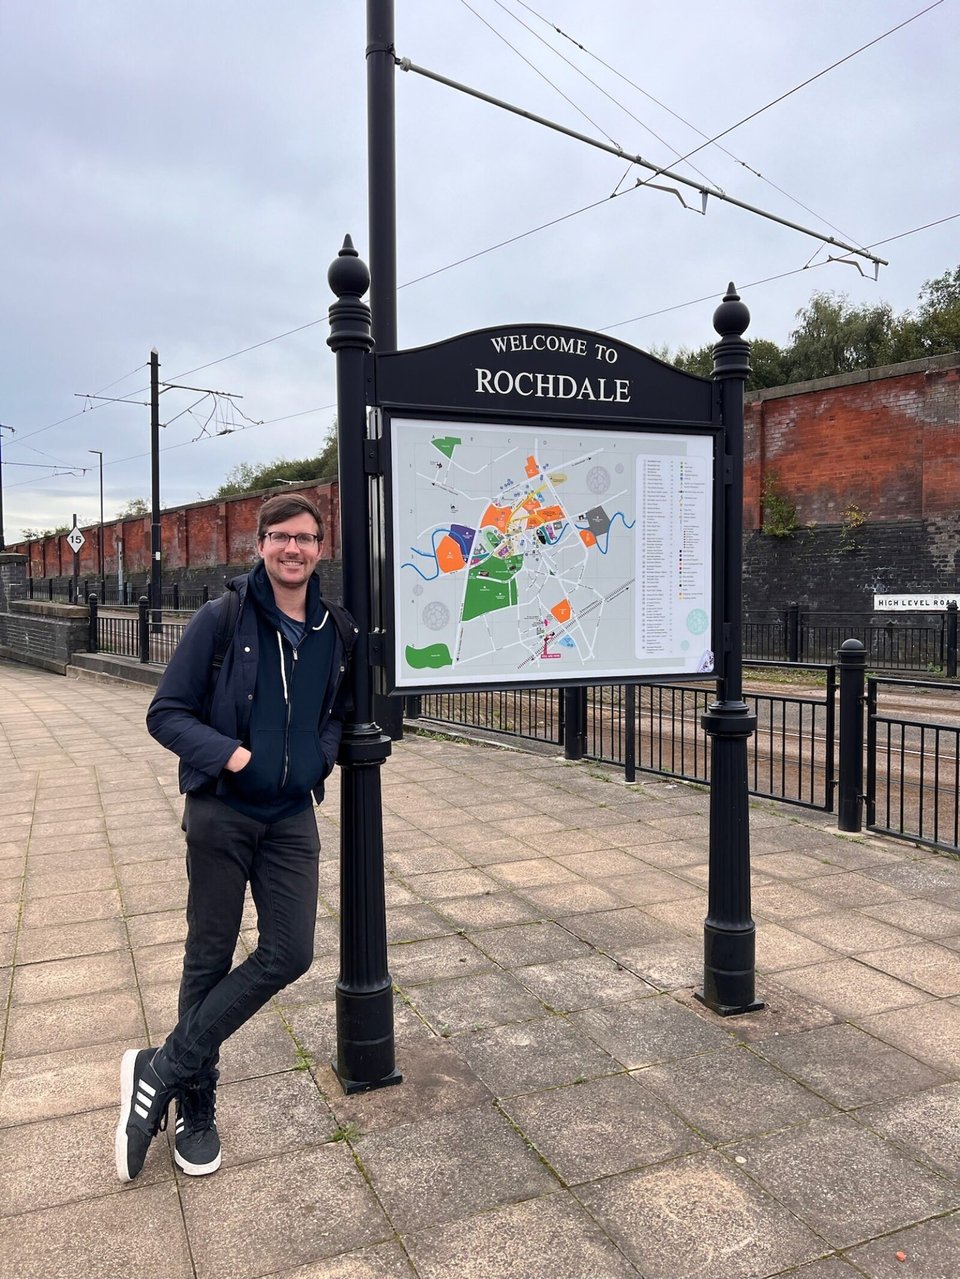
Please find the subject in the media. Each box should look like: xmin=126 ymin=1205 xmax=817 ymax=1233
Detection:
xmin=367 ymin=0 xmax=403 ymax=740
xmin=150 ymin=349 xmax=162 ymax=631
xmin=0 ymin=423 xmax=14 ymax=551
xmin=88 ymin=449 xmax=104 ymax=595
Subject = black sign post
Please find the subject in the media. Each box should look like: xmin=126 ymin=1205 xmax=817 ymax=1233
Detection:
xmin=697 ymin=288 xmax=763 ymax=1016
xmin=327 ymin=237 xmax=402 ymax=1095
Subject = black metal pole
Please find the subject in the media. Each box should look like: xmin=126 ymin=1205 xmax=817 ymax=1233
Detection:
xmin=0 ymin=424 xmax=12 ymax=551
xmin=71 ymin=512 xmax=80 ymax=604
xmin=367 ymin=0 xmax=403 ymax=742
xmin=697 ymin=285 xmax=763 ymax=1017
xmin=563 ymin=686 xmax=586 ymax=760
xmin=327 ymin=236 xmax=401 ymax=1095
xmin=138 ymin=595 xmax=149 ymax=663
xmin=946 ymin=601 xmax=958 ymax=679
xmin=150 ymin=349 xmax=162 ymax=633
xmin=837 ymin=638 xmax=866 ymax=832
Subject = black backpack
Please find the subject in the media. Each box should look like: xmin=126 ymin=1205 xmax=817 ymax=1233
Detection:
xmin=205 ymin=588 xmax=240 ymax=714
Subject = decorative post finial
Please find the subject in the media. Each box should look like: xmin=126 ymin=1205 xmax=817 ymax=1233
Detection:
xmin=713 ymin=283 xmax=750 ymax=341
xmin=328 ymin=234 xmax=371 ymax=301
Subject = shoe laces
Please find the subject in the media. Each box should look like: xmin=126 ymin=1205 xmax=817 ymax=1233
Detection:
xmin=180 ymin=1078 xmax=216 ymax=1132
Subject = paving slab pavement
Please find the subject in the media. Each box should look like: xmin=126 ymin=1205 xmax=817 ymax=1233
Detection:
xmin=2 ymin=659 xmax=960 ymax=1278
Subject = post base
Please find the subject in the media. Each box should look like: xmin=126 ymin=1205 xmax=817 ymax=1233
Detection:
xmin=698 ymin=922 xmax=764 ymax=1016
xmin=334 ymin=982 xmax=401 ymax=1095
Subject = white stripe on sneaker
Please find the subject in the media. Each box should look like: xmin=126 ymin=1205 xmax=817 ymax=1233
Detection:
xmin=139 ymin=1080 xmax=156 ymax=1097
xmin=134 ymin=1104 xmax=149 ymax=1118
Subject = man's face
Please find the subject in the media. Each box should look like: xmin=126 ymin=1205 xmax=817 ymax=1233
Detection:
xmin=258 ymin=512 xmax=322 ymax=593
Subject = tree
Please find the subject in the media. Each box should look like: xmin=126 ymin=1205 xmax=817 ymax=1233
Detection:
xmin=785 ymin=292 xmax=901 ymax=381
xmin=211 ymin=428 xmax=338 ymax=498
xmin=117 ymin=498 xmax=149 ymax=519
xmin=912 ymin=266 xmax=960 ymax=356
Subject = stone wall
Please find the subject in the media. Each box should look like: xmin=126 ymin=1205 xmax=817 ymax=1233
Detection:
xmin=0 ymin=554 xmax=90 ymax=673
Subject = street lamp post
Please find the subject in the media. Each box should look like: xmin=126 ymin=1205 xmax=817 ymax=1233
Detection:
xmin=88 ymin=449 xmax=104 ymax=597
xmin=0 ymin=423 xmax=15 ymax=552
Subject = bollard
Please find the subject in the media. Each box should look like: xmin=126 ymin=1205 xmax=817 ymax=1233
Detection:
xmin=837 ymin=638 xmax=867 ymax=831
xmin=785 ymin=601 xmax=800 ymax=663
xmin=138 ymin=595 xmax=150 ymax=664
xmin=624 ymin=684 xmax=637 ymax=783
xmin=563 ymin=686 xmax=587 ymax=760
xmin=88 ymin=594 xmax=98 ymax=653
xmin=947 ymin=602 xmax=958 ymax=679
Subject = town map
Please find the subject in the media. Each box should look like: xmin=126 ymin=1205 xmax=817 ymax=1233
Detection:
xmin=389 ymin=418 xmax=715 ymax=687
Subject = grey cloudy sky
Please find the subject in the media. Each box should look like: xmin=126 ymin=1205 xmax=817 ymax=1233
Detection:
xmin=2 ymin=0 xmax=957 ymax=541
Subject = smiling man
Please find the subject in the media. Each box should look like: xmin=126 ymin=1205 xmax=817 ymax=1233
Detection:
xmin=116 ymin=493 xmax=357 ymax=1182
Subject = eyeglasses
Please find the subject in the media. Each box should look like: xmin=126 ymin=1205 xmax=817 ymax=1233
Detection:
xmin=263 ymin=531 xmax=321 ymax=547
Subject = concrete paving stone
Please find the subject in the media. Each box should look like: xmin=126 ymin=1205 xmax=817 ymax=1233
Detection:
xmin=843 ymin=1211 xmax=960 ymax=1278
xmin=790 ymin=909 xmax=914 ymax=954
xmin=620 ymin=937 xmax=703 ymax=991
xmin=214 ymin=1008 xmax=302 ymax=1084
xmin=13 ymin=914 xmax=128 ymax=963
xmin=384 ymin=902 xmax=451 ymax=943
xmin=552 ymin=848 xmax=646 ymax=878
xmin=179 ymin=1143 xmax=392 ymax=1279
xmin=121 ymin=879 xmax=188 ymax=915
xmin=560 ymin=905 xmax=673 ymax=956
xmin=521 ymin=880 xmax=627 ymax=916
xmin=383 ymin=844 xmax=470 ymax=874
xmin=521 ymin=825 xmax=629 ymax=855
xmin=140 ymin=980 xmax=183 ymax=1041
xmin=756 ymin=1021 xmax=949 ymax=1110
xmin=865 ymin=1072 xmax=960 ymax=1175
xmin=576 ymin=1149 xmax=824 ymax=1279
xmin=25 ymin=847 xmax=115 ymax=879
xmin=0 ymin=1037 xmax=145 ymax=1127
xmin=319 ymin=1034 xmax=493 ymax=1136
xmin=358 ymin=1101 xmax=558 ymax=1233
xmin=861 ymin=897 xmax=960 ymax=939
xmin=0 ymin=1181 xmax=193 ymax=1279
xmin=24 ymin=863 xmax=117 ymax=900
xmin=571 ymin=993 xmax=736 ymax=1069
xmin=32 ymin=814 xmax=106 ymax=835
xmin=516 ymin=953 xmax=656 ymax=1012
xmin=134 ymin=939 xmax=189 ymax=987
xmin=470 ymin=920 xmax=593 ymax=968
xmin=457 ymin=834 xmax=535 ymax=865
xmin=786 ymin=1260 xmax=870 ymax=1278
xmin=643 ymin=895 xmax=709 ymax=935
xmin=274 ymin=999 xmax=336 ymax=1069
xmin=403 ymin=1189 xmax=642 ymax=1279
xmin=728 ymin=1113 xmax=960 ymax=1248
xmin=485 ymin=857 xmax=580 ymax=889
xmin=11 ymin=948 xmax=136 ymax=1006
xmin=862 ymin=857 xmax=960 ymax=896
xmin=187 ymin=1069 xmax=334 ymax=1169
xmin=0 ymin=1104 xmax=171 ymax=1216
xmin=28 ymin=829 xmax=111 ymax=855
xmin=752 ymin=851 xmax=848 ymax=880
xmin=126 ymin=907 xmax=187 ymax=948
xmin=0 ymin=842 xmax=28 ymax=863
xmin=387 ymin=933 xmax=493 ymax=984
xmin=116 ymin=855 xmax=185 ymax=887
xmin=458 ymin=1013 xmax=619 ymax=1096
xmin=110 ymin=837 xmax=186 ymax=864
xmin=502 ymin=1072 xmax=705 ymax=1184
xmin=263 ymin=1240 xmax=418 ymax=1279
xmin=628 ymin=838 xmax=711 ymax=869
xmin=752 ymin=881 xmax=841 ymax=921
xmin=434 ymin=890 xmax=544 ymax=930
xmin=635 ymin=1042 xmax=834 ymax=1143
xmin=772 ymin=958 xmax=933 ymax=1019
xmin=859 ymin=940 xmax=960 ymax=997
xmin=602 ymin=866 xmax=706 ymax=908
xmin=5 ymin=985 xmax=144 ymax=1059
xmin=755 ymin=923 xmax=836 ymax=972
xmin=0 ymin=853 xmax=25 ymax=881
xmin=22 ymin=885 xmax=122 ymax=928
xmin=802 ymin=871 xmax=903 ymax=910
xmin=404 ymin=969 xmax=548 ymax=1034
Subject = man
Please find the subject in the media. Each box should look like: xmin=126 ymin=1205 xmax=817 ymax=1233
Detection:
xmin=116 ymin=493 xmax=356 ymax=1181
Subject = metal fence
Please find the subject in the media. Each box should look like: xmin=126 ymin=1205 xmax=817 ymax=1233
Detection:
xmin=866 ymin=677 xmax=960 ymax=855
xmin=745 ymin=605 xmax=957 ymax=675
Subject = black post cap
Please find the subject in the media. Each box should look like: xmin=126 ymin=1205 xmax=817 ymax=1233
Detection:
xmin=713 ymin=283 xmax=750 ymax=340
xmin=328 ymin=235 xmax=370 ymax=299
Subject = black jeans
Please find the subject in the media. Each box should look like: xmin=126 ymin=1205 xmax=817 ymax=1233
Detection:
xmin=161 ymin=793 xmax=320 ymax=1084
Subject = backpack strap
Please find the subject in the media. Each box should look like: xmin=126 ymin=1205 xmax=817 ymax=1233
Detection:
xmin=212 ymin=588 xmax=240 ymax=673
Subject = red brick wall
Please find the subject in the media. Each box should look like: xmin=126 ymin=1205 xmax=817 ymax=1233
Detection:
xmin=11 ymin=481 xmax=340 ymax=578
xmin=745 ymin=355 xmax=960 ymax=531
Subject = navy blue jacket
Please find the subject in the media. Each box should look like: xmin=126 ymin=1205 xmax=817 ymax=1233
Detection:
xmin=146 ymin=571 xmax=357 ymax=807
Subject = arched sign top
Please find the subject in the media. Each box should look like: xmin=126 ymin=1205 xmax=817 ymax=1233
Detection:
xmin=373 ymin=323 xmax=716 ymax=425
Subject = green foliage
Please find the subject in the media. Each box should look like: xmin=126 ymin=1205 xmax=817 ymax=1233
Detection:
xmin=838 ymin=502 xmax=868 ymax=553
xmin=658 ymin=265 xmax=960 ymax=387
xmin=761 ymin=474 xmax=798 ymax=537
xmin=212 ymin=428 xmax=338 ymax=498
xmin=116 ymin=497 xmax=149 ymax=519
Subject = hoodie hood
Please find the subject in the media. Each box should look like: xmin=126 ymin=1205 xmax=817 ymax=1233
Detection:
xmin=243 ymin=561 xmax=327 ymax=631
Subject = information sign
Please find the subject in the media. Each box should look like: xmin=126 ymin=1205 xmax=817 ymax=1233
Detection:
xmin=67 ymin=526 xmax=85 ymax=553
xmin=387 ymin=416 xmax=715 ymax=689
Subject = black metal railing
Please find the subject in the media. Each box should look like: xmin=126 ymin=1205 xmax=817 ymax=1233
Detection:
xmin=416 ymin=687 xmax=563 ymax=745
xmin=866 ymin=677 xmax=960 ymax=855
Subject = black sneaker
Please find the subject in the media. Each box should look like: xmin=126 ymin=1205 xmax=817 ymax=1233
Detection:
xmin=174 ymin=1077 xmax=221 ymax=1176
xmin=115 ymin=1048 xmax=177 ymax=1182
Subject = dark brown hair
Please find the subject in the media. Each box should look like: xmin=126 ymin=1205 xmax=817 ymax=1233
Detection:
xmin=256 ymin=493 xmax=324 ymax=543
